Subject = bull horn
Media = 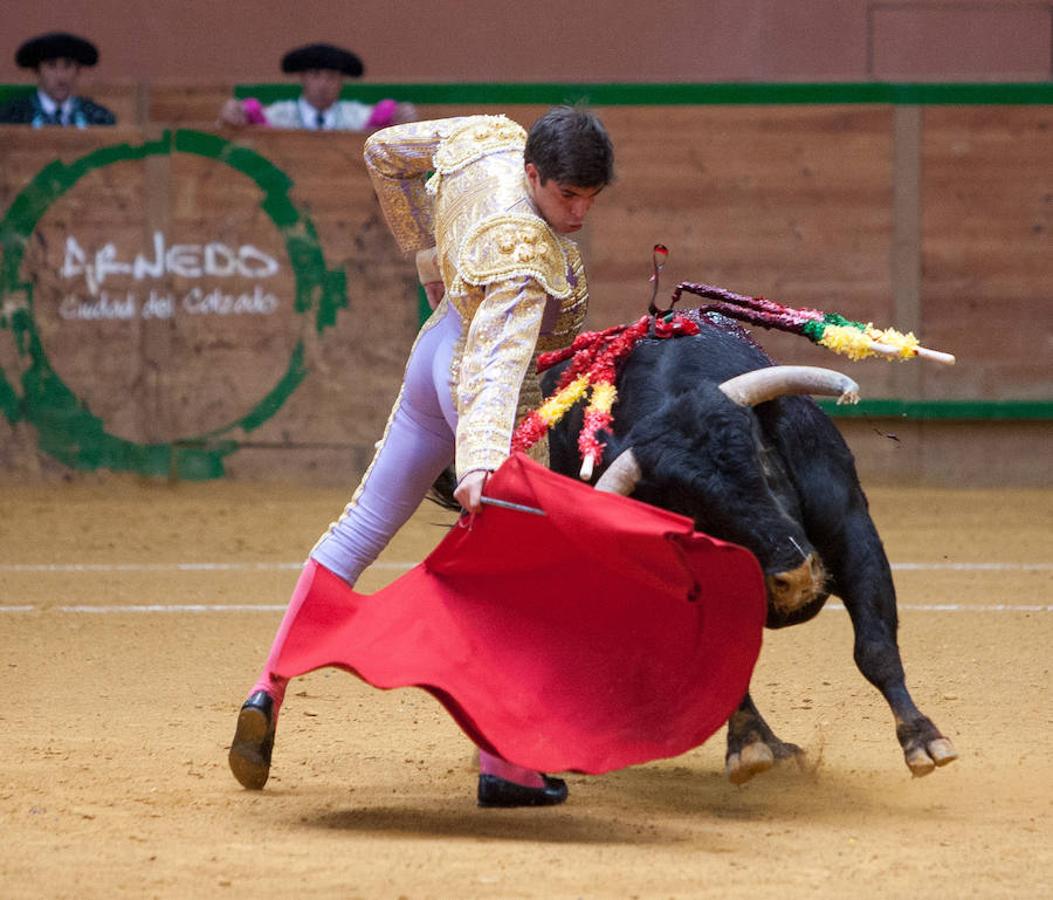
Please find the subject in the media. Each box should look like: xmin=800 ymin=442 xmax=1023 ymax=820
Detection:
xmin=718 ymin=365 xmax=860 ymax=407
xmin=594 ymin=448 xmax=641 ymax=496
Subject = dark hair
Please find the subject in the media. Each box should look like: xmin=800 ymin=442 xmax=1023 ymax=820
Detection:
xmin=524 ymin=106 xmax=614 ymax=188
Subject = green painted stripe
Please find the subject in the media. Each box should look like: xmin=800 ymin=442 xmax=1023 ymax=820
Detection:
xmin=0 ymin=85 xmax=34 ymax=103
xmin=233 ymin=81 xmax=1053 ymax=106
xmin=3 ymin=81 xmax=1051 ymax=108
xmin=815 ymin=399 xmax=1053 ymax=421
xmin=417 ymin=285 xmax=431 ymax=326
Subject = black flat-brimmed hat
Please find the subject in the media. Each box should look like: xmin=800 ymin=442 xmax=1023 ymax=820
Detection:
xmin=16 ymin=32 xmax=99 ymax=69
xmin=281 ymin=43 xmax=364 ymax=77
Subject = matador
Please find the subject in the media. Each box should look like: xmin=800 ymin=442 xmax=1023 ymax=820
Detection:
xmin=228 ymin=107 xmax=614 ymax=807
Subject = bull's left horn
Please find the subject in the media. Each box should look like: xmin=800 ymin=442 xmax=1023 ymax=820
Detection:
xmin=594 ymin=448 xmax=641 ymax=496
xmin=718 ymin=366 xmax=860 ymax=407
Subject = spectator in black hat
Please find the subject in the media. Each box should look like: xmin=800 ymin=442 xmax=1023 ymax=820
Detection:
xmin=219 ymin=42 xmax=415 ymax=132
xmin=0 ymin=32 xmax=115 ymax=126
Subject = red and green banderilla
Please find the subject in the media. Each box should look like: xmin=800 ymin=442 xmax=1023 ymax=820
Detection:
xmin=513 ymin=252 xmax=956 ymax=481
xmin=670 ymin=281 xmax=956 ymax=366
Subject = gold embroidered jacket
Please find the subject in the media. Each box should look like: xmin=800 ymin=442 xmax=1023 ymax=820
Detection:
xmin=364 ymin=115 xmax=588 ymax=478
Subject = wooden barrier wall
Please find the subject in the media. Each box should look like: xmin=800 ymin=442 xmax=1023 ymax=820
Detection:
xmin=3 ymin=0 xmax=1052 ymax=82
xmin=0 ymin=97 xmax=1050 ymax=486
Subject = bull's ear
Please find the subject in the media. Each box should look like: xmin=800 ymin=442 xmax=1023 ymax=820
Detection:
xmin=594 ymin=448 xmax=641 ymax=496
xmin=718 ymin=366 xmax=860 ymax=407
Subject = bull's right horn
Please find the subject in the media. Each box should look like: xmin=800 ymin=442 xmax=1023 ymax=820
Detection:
xmin=718 ymin=365 xmax=860 ymax=407
xmin=594 ymin=448 xmax=641 ymax=496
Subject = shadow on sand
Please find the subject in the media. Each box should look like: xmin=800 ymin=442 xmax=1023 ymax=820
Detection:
xmin=602 ymin=754 xmax=955 ymax=826
xmin=297 ymin=748 xmax=948 ymax=844
xmin=307 ymin=803 xmax=677 ymax=845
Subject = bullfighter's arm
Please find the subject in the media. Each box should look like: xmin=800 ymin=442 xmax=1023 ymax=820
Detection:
xmin=456 ymin=277 xmax=547 ymax=480
xmin=362 ymin=117 xmax=474 ymax=253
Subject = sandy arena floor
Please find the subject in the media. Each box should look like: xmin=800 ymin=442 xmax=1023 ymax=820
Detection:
xmin=1 ymin=479 xmax=1051 ymax=898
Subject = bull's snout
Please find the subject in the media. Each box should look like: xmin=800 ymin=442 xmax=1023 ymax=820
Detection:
xmin=765 ymin=553 xmax=826 ymax=615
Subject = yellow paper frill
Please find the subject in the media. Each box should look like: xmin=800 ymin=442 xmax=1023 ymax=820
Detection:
xmin=817 ymin=324 xmax=879 ymax=361
xmin=866 ymin=325 xmax=920 ymax=359
xmin=586 ymin=381 xmax=618 ymax=416
xmin=537 ymin=374 xmax=589 ymax=427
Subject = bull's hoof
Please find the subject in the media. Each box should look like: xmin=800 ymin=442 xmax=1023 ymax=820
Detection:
xmin=897 ymin=716 xmax=958 ymax=777
xmin=726 ymin=739 xmax=805 ymax=785
xmin=726 ymin=736 xmax=804 ymax=784
xmin=726 ymin=741 xmax=774 ymax=784
xmin=725 ymin=699 xmax=805 ymax=785
xmin=905 ymin=736 xmax=959 ymax=777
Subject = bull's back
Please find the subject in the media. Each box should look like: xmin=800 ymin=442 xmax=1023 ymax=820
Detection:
xmin=543 ymin=321 xmax=776 ymax=475
xmin=543 ymin=319 xmax=858 ymax=491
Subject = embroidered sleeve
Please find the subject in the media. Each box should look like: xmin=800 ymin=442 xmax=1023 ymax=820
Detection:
xmin=456 ymin=277 xmax=547 ymax=478
xmin=363 ymin=117 xmax=472 ymax=253
xmin=432 ymin=116 xmax=527 ymax=177
xmin=458 ymin=214 xmax=570 ymax=299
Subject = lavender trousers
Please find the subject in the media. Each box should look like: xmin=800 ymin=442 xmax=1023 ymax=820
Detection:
xmin=310 ymin=301 xmax=461 ymax=583
xmin=251 ymin=300 xmax=551 ymax=786
xmin=251 ymin=302 xmax=461 ymax=701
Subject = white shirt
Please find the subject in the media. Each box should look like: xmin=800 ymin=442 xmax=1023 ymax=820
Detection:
xmin=37 ymin=89 xmax=75 ymax=125
xmin=263 ymin=96 xmax=375 ymax=132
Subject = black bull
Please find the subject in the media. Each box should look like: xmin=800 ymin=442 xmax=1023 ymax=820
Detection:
xmin=542 ymin=316 xmax=958 ymax=783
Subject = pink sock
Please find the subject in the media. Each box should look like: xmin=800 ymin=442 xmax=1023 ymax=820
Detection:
xmin=478 ymin=749 xmax=546 ymax=789
xmin=249 ymin=671 xmax=288 ymax=712
xmin=248 ymin=560 xmax=324 ymax=714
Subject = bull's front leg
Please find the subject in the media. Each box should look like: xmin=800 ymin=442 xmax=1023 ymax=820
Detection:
xmin=725 ymin=691 xmax=804 ymax=784
xmin=830 ymin=511 xmax=958 ymax=776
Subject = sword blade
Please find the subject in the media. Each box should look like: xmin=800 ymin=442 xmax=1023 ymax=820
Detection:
xmin=478 ymin=496 xmax=547 ymax=517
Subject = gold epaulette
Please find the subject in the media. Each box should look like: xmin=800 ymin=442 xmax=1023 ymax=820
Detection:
xmin=457 ymin=213 xmax=570 ymax=298
xmin=432 ymin=116 xmax=527 ymax=177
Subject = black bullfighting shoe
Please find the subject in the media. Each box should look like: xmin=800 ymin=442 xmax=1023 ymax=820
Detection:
xmin=228 ymin=690 xmax=276 ymax=790
xmin=477 ymin=774 xmax=568 ymax=808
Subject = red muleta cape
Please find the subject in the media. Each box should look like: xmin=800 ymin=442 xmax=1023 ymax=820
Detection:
xmin=273 ymin=453 xmax=766 ymax=774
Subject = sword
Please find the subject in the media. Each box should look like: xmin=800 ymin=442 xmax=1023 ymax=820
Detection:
xmin=478 ymin=496 xmax=547 ymax=517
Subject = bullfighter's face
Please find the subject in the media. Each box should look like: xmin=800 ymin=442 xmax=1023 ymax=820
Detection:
xmin=525 ymin=163 xmax=604 ymax=235
xmin=300 ymin=69 xmax=343 ymax=113
xmin=37 ymin=58 xmax=80 ymax=104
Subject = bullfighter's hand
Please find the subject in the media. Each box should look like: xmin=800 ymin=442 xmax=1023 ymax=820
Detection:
xmin=218 ymin=98 xmax=248 ymax=127
xmin=393 ymin=102 xmax=418 ymax=125
xmin=454 ymin=469 xmax=489 ymax=514
xmin=423 ymin=281 xmax=445 ymax=309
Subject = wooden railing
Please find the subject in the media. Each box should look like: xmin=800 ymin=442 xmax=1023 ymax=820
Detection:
xmin=1 ymin=84 xmax=1050 ymax=482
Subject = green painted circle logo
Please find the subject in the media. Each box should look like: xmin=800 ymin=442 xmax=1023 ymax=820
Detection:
xmin=0 ymin=129 xmax=347 ymax=477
